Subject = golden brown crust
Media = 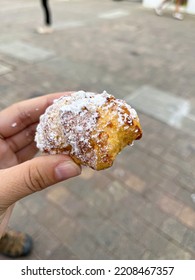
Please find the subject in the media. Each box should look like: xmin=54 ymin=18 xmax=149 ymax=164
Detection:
xmin=35 ymin=91 xmax=142 ymax=170
xmin=91 ymin=103 xmax=142 ymax=170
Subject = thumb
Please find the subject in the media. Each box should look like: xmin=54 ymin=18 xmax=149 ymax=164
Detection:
xmin=0 ymin=155 xmax=81 ymax=210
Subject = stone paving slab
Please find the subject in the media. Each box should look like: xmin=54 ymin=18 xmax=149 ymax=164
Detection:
xmin=98 ymin=9 xmax=129 ymax=19
xmin=181 ymin=114 xmax=195 ymax=136
xmin=54 ymin=20 xmax=85 ymax=30
xmin=0 ymin=62 xmax=12 ymax=75
xmin=125 ymin=85 xmax=190 ymax=128
xmin=0 ymin=41 xmax=55 ymax=62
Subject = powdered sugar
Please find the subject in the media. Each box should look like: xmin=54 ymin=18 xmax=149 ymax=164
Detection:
xmin=35 ymin=90 xmax=141 ymax=169
xmin=60 ymin=91 xmax=108 ymax=114
xmin=129 ymin=108 xmax=137 ymax=119
xmin=11 ymin=122 xmax=17 ymax=127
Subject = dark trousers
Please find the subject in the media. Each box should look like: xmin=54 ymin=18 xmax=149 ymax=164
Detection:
xmin=41 ymin=0 xmax=52 ymax=25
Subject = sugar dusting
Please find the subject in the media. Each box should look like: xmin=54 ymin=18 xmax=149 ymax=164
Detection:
xmin=11 ymin=122 xmax=17 ymax=128
xmin=35 ymin=90 xmax=140 ymax=169
xmin=60 ymin=91 xmax=107 ymax=114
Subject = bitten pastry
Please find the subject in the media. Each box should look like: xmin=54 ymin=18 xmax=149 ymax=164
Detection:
xmin=35 ymin=91 xmax=142 ymax=170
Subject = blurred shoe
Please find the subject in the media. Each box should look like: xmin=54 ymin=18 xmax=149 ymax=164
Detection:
xmin=155 ymin=7 xmax=163 ymax=16
xmin=0 ymin=230 xmax=33 ymax=258
xmin=172 ymin=12 xmax=184 ymax=20
xmin=37 ymin=26 xmax=53 ymax=34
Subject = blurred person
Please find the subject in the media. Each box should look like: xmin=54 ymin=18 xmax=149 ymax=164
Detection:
xmin=0 ymin=93 xmax=81 ymax=257
xmin=155 ymin=0 xmax=184 ymax=20
xmin=37 ymin=0 xmax=53 ymax=34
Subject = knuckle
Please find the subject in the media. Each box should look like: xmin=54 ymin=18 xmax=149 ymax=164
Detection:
xmin=25 ymin=165 xmax=47 ymax=193
xmin=26 ymin=125 xmax=36 ymax=138
xmin=17 ymin=106 xmax=34 ymax=127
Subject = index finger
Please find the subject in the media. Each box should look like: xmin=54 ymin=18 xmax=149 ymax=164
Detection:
xmin=0 ymin=92 xmax=72 ymax=138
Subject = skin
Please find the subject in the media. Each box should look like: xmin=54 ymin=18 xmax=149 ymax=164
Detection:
xmin=0 ymin=93 xmax=81 ymax=216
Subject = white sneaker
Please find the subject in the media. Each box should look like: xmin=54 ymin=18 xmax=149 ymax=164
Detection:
xmin=36 ymin=26 xmax=53 ymax=34
xmin=155 ymin=7 xmax=163 ymax=16
xmin=172 ymin=12 xmax=184 ymax=20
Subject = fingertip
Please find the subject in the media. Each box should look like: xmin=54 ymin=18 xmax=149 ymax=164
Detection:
xmin=55 ymin=159 xmax=81 ymax=181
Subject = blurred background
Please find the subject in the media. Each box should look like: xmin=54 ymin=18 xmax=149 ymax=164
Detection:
xmin=0 ymin=0 xmax=195 ymax=259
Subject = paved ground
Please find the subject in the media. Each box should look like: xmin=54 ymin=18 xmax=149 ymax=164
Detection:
xmin=0 ymin=0 xmax=195 ymax=260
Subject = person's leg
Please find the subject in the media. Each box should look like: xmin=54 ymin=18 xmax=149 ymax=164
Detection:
xmin=41 ymin=0 xmax=52 ymax=26
xmin=158 ymin=0 xmax=170 ymax=9
xmin=37 ymin=0 xmax=53 ymax=34
xmin=155 ymin=0 xmax=170 ymax=16
xmin=175 ymin=0 xmax=181 ymax=13
xmin=173 ymin=0 xmax=184 ymax=20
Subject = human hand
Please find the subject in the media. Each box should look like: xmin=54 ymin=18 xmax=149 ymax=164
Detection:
xmin=0 ymin=93 xmax=81 ymax=214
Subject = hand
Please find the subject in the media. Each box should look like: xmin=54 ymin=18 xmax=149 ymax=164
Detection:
xmin=0 ymin=93 xmax=81 ymax=213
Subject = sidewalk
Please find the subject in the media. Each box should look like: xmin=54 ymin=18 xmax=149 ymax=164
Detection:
xmin=0 ymin=0 xmax=194 ymax=260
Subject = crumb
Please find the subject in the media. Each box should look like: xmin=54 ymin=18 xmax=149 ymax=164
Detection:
xmin=11 ymin=122 xmax=17 ymax=128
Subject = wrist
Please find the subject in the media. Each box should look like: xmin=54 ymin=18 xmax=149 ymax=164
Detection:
xmin=0 ymin=205 xmax=15 ymax=238
xmin=0 ymin=211 xmax=6 ymax=224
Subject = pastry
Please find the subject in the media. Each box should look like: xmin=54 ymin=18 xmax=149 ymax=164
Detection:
xmin=35 ymin=91 xmax=142 ymax=170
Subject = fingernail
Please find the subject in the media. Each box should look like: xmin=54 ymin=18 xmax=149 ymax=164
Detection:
xmin=55 ymin=160 xmax=81 ymax=181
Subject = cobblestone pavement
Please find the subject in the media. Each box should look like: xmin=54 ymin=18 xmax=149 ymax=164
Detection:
xmin=0 ymin=0 xmax=195 ymax=260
